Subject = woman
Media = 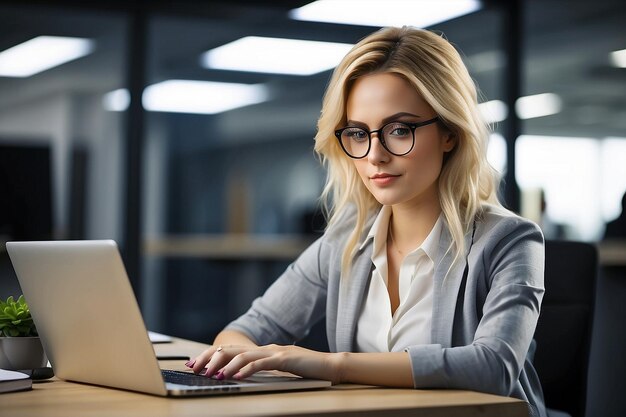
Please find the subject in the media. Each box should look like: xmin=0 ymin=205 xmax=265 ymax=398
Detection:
xmin=188 ymin=27 xmax=546 ymax=417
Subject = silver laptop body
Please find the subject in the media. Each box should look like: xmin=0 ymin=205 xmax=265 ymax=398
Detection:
xmin=6 ymin=240 xmax=331 ymax=396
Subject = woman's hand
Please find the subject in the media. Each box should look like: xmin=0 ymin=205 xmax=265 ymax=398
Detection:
xmin=185 ymin=329 xmax=413 ymax=388
xmin=187 ymin=344 xmax=342 ymax=384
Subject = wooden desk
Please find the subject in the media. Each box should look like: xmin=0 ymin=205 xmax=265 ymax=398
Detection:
xmin=1 ymin=338 xmax=529 ymax=417
xmin=144 ymin=234 xmax=316 ymax=260
xmin=144 ymin=235 xmax=626 ymax=267
xmin=597 ymin=240 xmax=626 ymax=266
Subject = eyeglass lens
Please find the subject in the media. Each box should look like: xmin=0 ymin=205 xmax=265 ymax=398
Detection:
xmin=340 ymin=122 xmax=413 ymax=158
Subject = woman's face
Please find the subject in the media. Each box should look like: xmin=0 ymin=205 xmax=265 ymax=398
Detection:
xmin=345 ymin=72 xmax=455 ymax=210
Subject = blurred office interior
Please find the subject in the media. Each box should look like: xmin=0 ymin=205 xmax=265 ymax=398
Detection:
xmin=0 ymin=1 xmax=624 ymax=415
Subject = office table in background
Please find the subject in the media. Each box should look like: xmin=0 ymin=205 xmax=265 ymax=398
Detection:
xmin=1 ymin=337 xmax=529 ymax=417
xmin=143 ymin=235 xmax=626 ymax=266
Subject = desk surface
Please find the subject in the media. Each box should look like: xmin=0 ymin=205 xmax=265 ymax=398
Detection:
xmin=143 ymin=234 xmax=626 ymax=266
xmin=1 ymin=337 xmax=529 ymax=417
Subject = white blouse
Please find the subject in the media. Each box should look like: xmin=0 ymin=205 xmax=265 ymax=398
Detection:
xmin=355 ymin=206 xmax=442 ymax=352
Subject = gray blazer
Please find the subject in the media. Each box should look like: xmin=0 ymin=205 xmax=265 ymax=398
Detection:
xmin=226 ymin=204 xmax=546 ymax=417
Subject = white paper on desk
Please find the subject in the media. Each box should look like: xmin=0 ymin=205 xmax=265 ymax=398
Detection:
xmin=0 ymin=368 xmax=29 ymax=381
xmin=148 ymin=331 xmax=173 ymax=343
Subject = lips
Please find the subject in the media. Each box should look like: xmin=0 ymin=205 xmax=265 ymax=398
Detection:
xmin=370 ymin=172 xmax=400 ymax=186
xmin=370 ymin=173 xmax=399 ymax=179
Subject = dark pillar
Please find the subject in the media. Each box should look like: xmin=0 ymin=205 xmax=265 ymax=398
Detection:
xmin=502 ymin=0 xmax=522 ymax=213
xmin=122 ymin=10 xmax=147 ymax=303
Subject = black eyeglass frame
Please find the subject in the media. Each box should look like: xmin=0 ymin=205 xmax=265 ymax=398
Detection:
xmin=334 ymin=116 xmax=440 ymax=159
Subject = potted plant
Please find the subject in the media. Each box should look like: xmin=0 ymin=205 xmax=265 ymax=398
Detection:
xmin=0 ymin=295 xmax=47 ymax=370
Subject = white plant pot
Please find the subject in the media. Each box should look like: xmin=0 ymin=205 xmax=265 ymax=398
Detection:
xmin=0 ymin=336 xmax=48 ymax=370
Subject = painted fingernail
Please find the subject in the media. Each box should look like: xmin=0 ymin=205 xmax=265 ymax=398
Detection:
xmin=185 ymin=359 xmax=196 ymax=368
xmin=215 ymin=371 xmax=225 ymax=380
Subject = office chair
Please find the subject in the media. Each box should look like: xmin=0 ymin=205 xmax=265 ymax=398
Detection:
xmin=533 ymin=240 xmax=597 ymax=417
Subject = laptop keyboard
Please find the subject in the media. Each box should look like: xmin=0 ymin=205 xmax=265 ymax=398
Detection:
xmin=162 ymin=369 xmax=238 ymax=387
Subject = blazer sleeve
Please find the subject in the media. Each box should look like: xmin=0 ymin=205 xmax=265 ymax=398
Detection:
xmin=405 ymin=217 xmax=545 ymax=396
xmin=224 ymin=235 xmax=329 ymax=345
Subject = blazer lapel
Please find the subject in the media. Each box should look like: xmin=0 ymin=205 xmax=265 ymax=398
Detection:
xmin=335 ymin=242 xmax=374 ymax=352
xmin=430 ymin=221 xmax=473 ymax=348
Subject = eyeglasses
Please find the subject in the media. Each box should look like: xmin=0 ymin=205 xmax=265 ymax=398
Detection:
xmin=334 ymin=116 xmax=440 ymax=159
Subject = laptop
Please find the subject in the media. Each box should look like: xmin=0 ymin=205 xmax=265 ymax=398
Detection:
xmin=6 ymin=240 xmax=331 ymax=396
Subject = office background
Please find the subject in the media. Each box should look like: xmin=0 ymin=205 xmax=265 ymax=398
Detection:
xmin=0 ymin=1 xmax=624 ymax=416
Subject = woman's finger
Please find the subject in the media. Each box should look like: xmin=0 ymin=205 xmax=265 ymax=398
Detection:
xmin=189 ymin=345 xmax=217 ymax=374
xmin=219 ymin=349 xmax=274 ymax=379
xmin=190 ymin=345 xmax=242 ymax=375
xmin=232 ymin=356 xmax=277 ymax=380
xmin=204 ymin=346 xmax=239 ymax=377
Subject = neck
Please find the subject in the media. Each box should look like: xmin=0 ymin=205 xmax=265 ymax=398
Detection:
xmin=388 ymin=195 xmax=441 ymax=254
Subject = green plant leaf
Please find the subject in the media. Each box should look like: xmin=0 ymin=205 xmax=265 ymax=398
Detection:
xmin=0 ymin=295 xmax=37 ymax=337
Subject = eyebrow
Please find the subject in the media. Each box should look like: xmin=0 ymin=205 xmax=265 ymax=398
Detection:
xmin=346 ymin=112 xmax=422 ymax=128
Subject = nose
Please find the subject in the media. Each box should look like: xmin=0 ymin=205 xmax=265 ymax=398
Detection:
xmin=367 ymin=132 xmax=390 ymax=164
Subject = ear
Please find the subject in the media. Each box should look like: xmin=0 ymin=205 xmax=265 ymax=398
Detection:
xmin=442 ymin=132 xmax=457 ymax=153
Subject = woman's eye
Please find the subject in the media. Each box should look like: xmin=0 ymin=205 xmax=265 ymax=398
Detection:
xmin=389 ymin=127 xmax=410 ymax=137
xmin=345 ymin=129 xmax=368 ymax=141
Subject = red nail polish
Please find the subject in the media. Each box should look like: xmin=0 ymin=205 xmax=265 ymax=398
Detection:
xmin=185 ymin=359 xmax=196 ymax=368
xmin=215 ymin=371 xmax=224 ymax=380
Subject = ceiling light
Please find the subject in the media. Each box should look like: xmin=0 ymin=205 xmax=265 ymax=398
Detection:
xmin=142 ymin=80 xmax=270 ymax=114
xmin=289 ymin=0 xmax=480 ymax=27
xmin=479 ymin=99 xmax=507 ymax=123
xmin=0 ymin=36 xmax=94 ymax=78
xmin=478 ymin=93 xmax=562 ymax=122
xmin=201 ymin=36 xmax=353 ymax=75
xmin=610 ymin=48 xmax=626 ymax=68
xmin=102 ymin=88 xmax=130 ymax=112
xmin=516 ymin=93 xmax=562 ymax=119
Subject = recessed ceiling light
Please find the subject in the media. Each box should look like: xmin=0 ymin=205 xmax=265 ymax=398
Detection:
xmin=142 ymin=80 xmax=270 ymax=114
xmin=0 ymin=36 xmax=94 ymax=78
xmin=478 ymin=93 xmax=562 ymax=122
xmin=516 ymin=93 xmax=562 ymax=119
xmin=479 ymin=99 xmax=508 ymax=123
xmin=610 ymin=48 xmax=626 ymax=68
xmin=289 ymin=0 xmax=481 ymax=27
xmin=201 ymin=36 xmax=353 ymax=75
xmin=102 ymin=89 xmax=130 ymax=112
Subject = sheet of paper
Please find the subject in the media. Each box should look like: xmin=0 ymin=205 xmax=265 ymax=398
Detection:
xmin=0 ymin=369 xmax=29 ymax=381
xmin=148 ymin=331 xmax=173 ymax=343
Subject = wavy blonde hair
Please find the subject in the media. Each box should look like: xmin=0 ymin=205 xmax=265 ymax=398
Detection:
xmin=314 ymin=27 xmax=501 ymax=274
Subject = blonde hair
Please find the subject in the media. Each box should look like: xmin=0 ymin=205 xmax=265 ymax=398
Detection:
xmin=314 ymin=27 xmax=501 ymax=275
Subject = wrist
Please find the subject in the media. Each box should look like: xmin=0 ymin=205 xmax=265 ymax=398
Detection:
xmin=213 ymin=330 xmax=257 ymax=347
xmin=327 ymin=351 xmax=349 ymax=385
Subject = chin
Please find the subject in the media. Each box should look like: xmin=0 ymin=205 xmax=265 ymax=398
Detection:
xmin=370 ymin=192 xmax=403 ymax=207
